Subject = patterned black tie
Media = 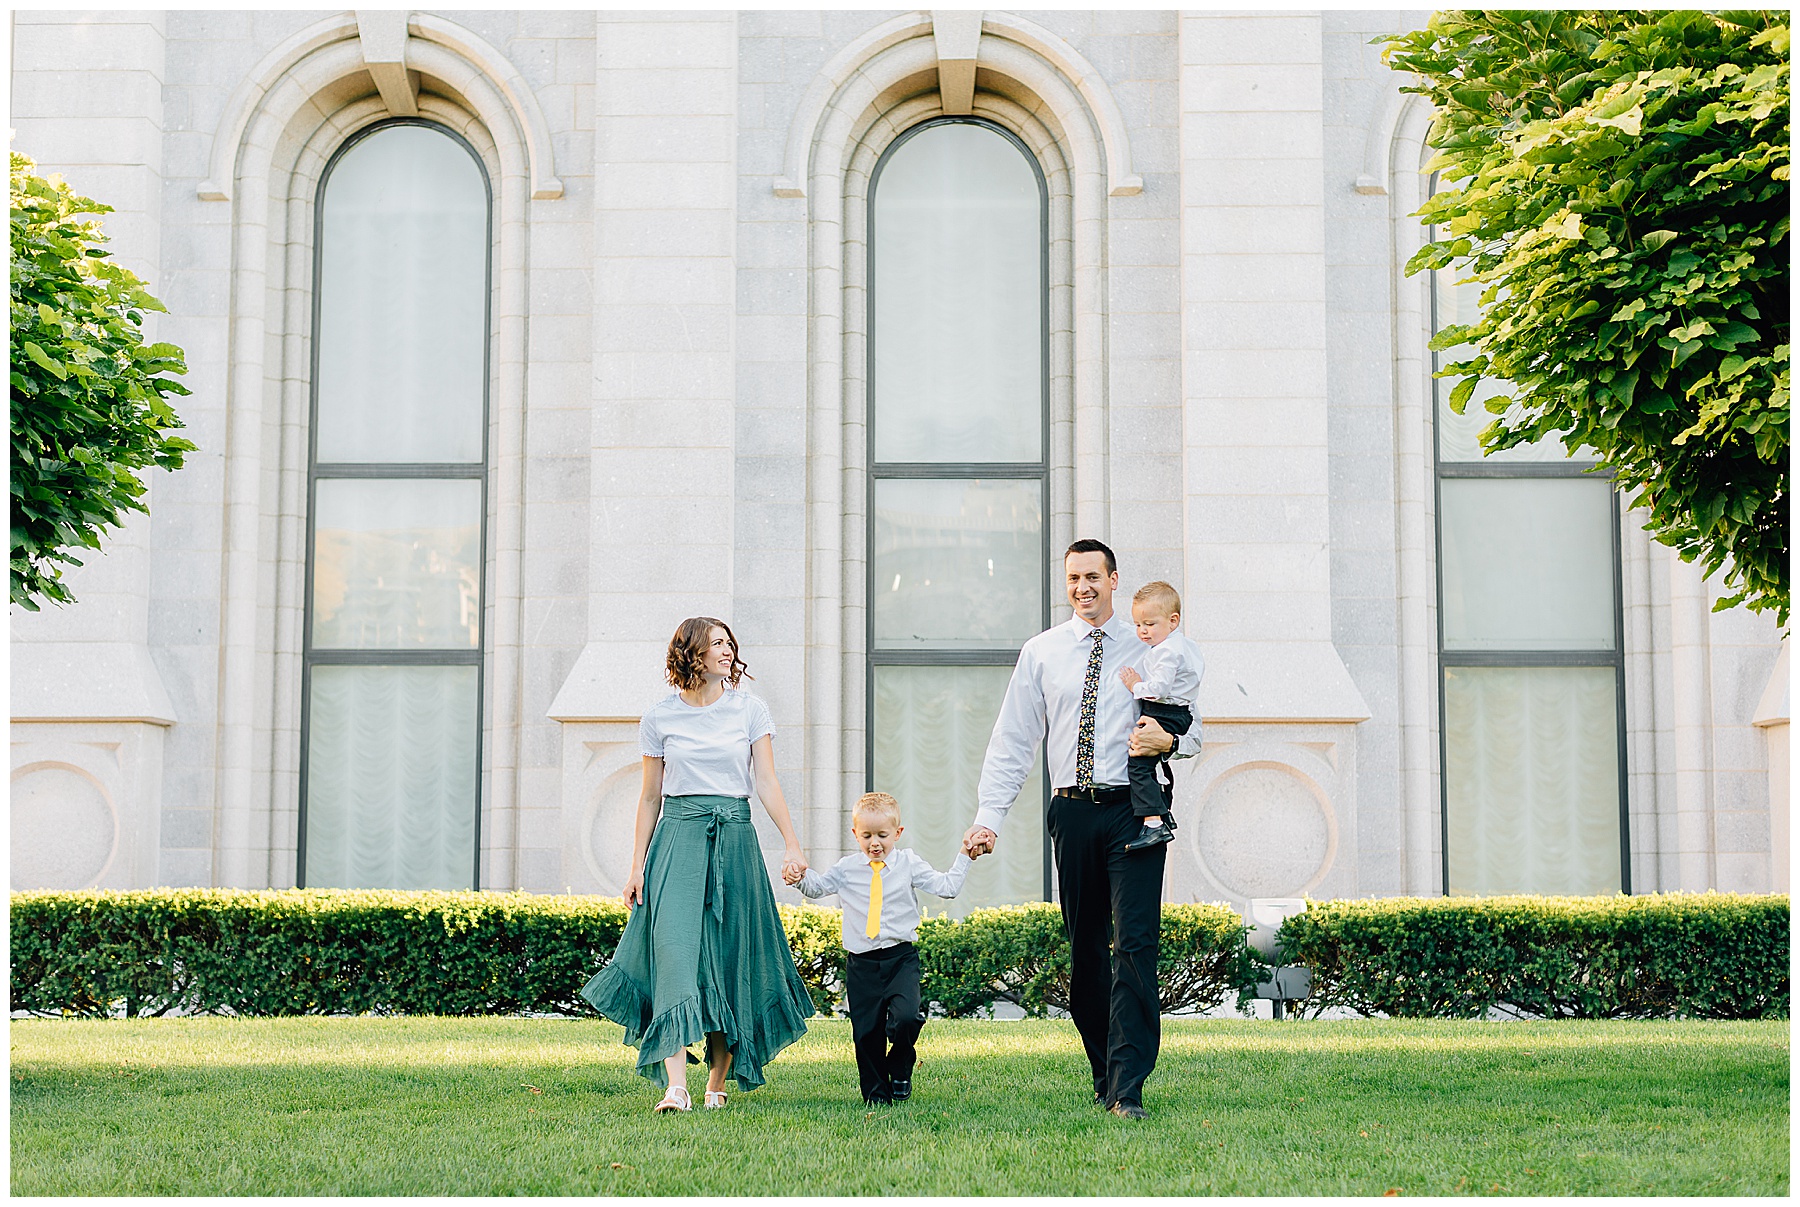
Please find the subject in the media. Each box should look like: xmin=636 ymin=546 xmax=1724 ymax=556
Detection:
xmin=1075 ymin=627 xmax=1105 ymax=789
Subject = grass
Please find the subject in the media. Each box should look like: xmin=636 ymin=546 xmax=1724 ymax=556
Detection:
xmin=10 ymin=1015 xmax=1788 ymax=1196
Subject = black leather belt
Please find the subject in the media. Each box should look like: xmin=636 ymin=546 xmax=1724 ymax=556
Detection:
xmin=1055 ymin=785 xmax=1129 ymax=803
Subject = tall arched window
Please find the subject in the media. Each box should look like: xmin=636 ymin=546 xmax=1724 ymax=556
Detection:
xmin=867 ymin=117 xmax=1050 ymax=912
xmin=1430 ymin=181 xmax=1628 ymax=896
xmin=299 ymin=120 xmax=492 ymax=889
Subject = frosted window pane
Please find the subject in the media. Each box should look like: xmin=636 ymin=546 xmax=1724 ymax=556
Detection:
xmin=873 ymin=665 xmax=1043 ymax=914
xmin=1440 ymin=478 xmax=1614 ymax=651
xmin=873 ymin=478 xmax=1042 ymax=649
xmin=317 ymin=125 xmax=488 ymax=463
xmin=304 ymin=665 xmax=479 ymax=890
xmin=873 ymin=123 xmax=1043 ymax=463
xmin=1433 ymin=269 xmax=1593 ymax=464
xmin=312 ymin=479 xmax=482 ymax=650
xmin=1444 ymin=666 xmax=1621 ymax=895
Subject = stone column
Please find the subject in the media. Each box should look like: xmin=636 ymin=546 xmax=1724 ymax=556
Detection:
xmin=547 ymin=13 xmax=739 ymax=893
xmin=10 ymin=11 xmax=176 ymax=889
xmin=1174 ymin=11 xmax=1369 ymax=908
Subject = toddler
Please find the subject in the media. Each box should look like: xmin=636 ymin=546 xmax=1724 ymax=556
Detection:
xmin=1118 ymin=580 xmax=1203 ymax=851
xmin=784 ymin=792 xmax=974 ymax=1105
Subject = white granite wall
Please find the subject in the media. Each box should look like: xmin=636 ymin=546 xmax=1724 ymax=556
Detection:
xmin=7 ymin=9 xmax=1782 ymax=902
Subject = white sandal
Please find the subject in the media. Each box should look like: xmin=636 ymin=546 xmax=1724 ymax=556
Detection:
xmin=703 ymin=1089 xmax=728 ymax=1110
xmin=652 ymin=1085 xmax=692 ymax=1113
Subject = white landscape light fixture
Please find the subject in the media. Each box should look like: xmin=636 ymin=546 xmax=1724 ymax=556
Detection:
xmin=1245 ymin=898 xmax=1313 ymax=1020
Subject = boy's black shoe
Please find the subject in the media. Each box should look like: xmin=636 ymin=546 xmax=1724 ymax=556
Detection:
xmin=889 ymin=1077 xmax=912 ymax=1101
xmin=864 ymin=1094 xmax=893 ymax=1106
xmin=1123 ymin=821 xmax=1175 ymax=852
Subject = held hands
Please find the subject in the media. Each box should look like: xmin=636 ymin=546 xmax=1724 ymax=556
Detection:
xmin=780 ymin=846 xmax=808 ymax=885
xmin=962 ymin=825 xmax=997 ymax=860
xmin=1119 ymin=666 xmax=1142 ymax=691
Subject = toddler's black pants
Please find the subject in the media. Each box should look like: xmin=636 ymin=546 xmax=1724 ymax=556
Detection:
xmin=1128 ymin=699 xmax=1192 ymax=819
xmin=845 ymin=941 xmax=925 ymax=1103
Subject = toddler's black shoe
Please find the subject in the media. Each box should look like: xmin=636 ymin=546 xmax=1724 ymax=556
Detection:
xmin=889 ymin=1077 xmax=912 ymax=1101
xmin=1123 ymin=821 xmax=1174 ymax=852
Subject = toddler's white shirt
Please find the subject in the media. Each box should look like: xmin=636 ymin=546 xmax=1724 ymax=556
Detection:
xmin=1129 ymin=630 xmax=1203 ymax=707
xmin=796 ymin=848 xmax=972 ymax=953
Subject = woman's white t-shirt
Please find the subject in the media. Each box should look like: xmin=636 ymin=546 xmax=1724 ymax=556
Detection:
xmin=639 ymin=687 xmax=775 ymax=799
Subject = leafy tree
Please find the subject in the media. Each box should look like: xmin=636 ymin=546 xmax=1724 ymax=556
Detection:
xmin=1385 ymin=11 xmax=1789 ymax=624
xmin=10 ymin=150 xmax=194 ymax=610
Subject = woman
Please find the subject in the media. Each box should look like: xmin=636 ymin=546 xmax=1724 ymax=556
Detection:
xmin=581 ymin=617 xmax=815 ymax=1112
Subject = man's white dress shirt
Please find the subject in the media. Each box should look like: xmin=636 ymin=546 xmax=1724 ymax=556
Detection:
xmin=796 ymin=848 xmax=972 ymax=953
xmin=974 ymin=610 xmax=1204 ymax=835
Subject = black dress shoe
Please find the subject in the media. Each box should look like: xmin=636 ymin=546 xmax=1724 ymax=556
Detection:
xmin=890 ymin=1077 xmax=912 ymax=1101
xmin=1092 ymin=1091 xmax=1107 ymax=1107
xmin=1109 ymin=1100 xmax=1149 ymax=1120
xmin=1123 ymin=822 xmax=1175 ymax=852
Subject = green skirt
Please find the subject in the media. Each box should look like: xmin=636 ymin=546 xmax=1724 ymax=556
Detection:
xmin=581 ymin=794 xmax=815 ymax=1090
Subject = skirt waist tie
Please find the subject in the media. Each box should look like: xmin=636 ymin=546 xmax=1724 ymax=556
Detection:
xmin=661 ymin=794 xmax=750 ymax=924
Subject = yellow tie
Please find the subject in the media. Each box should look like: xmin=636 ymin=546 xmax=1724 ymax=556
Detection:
xmin=866 ymin=861 xmax=885 ymax=939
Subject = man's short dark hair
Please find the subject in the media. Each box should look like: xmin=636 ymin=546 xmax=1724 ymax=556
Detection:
xmin=1064 ymin=538 xmax=1117 ymax=576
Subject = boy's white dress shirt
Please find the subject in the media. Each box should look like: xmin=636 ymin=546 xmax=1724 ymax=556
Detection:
xmin=974 ymin=611 xmax=1204 ymax=835
xmin=796 ymin=848 xmax=973 ymax=953
xmin=1130 ymin=630 xmax=1204 ymax=708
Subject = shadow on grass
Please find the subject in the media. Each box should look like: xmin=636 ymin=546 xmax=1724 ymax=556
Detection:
xmin=10 ymin=1017 xmax=1788 ymax=1196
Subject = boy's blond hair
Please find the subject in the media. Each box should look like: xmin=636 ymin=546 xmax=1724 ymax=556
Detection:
xmin=852 ymin=791 xmax=902 ymax=828
xmin=1133 ymin=580 xmax=1181 ymax=617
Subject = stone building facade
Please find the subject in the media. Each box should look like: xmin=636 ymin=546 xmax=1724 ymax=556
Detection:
xmin=10 ymin=9 xmax=1787 ymax=911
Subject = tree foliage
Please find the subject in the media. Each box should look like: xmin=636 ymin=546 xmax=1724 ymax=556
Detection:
xmin=1385 ymin=11 xmax=1789 ymax=623
xmin=10 ymin=150 xmax=193 ymax=611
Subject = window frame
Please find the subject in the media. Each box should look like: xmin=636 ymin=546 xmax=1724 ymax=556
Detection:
xmin=863 ymin=115 xmax=1054 ymax=901
xmin=297 ymin=117 xmax=495 ymax=890
xmin=1427 ymin=261 xmax=1632 ymax=896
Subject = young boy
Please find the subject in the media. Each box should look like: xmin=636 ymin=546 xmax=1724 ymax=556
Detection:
xmin=1118 ymin=580 xmax=1204 ymax=852
xmin=784 ymin=792 xmax=974 ymax=1105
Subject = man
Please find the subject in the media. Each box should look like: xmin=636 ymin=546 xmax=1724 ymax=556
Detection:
xmin=963 ymin=539 xmax=1202 ymax=1120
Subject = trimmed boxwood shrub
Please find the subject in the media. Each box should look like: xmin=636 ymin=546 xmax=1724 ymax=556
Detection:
xmin=21 ymin=889 xmax=1777 ymax=1022
xmin=1276 ymin=892 xmax=1790 ymax=1020
xmin=8 ymin=890 xmax=1255 ymax=1019
xmin=9 ymin=889 xmax=629 ymax=1018
xmin=918 ymin=902 xmax=1257 ymax=1018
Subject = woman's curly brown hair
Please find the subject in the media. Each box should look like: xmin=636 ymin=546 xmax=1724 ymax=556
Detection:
xmin=665 ymin=616 xmax=751 ymax=691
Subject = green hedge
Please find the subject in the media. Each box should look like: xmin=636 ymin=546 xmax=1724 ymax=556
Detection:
xmin=18 ymin=890 xmax=1780 ymax=1022
xmin=9 ymin=889 xmax=628 ymax=1018
xmin=1276 ymin=893 xmax=1790 ymax=1020
xmin=919 ymin=902 xmax=1257 ymax=1018
xmin=8 ymin=890 xmax=1254 ymax=1019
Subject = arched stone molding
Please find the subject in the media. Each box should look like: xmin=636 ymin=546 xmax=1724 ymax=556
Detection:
xmin=775 ymin=11 xmax=1141 ymax=198
xmin=794 ymin=16 xmax=1119 ymax=854
xmin=212 ymin=25 xmax=537 ymax=889
xmin=198 ymin=11 xmax=562 ymax=202
xmin=1356 ymin=89 xmax=1432 ymax=195
xmin=1386 ymin=93 xmax=1442 ymax=896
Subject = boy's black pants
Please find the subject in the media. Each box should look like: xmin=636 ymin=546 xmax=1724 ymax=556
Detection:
xmin=845 ymin=941 xmax=925 ymax=1103
xmin=1128 ymin=699 xmax=1192 ymax=819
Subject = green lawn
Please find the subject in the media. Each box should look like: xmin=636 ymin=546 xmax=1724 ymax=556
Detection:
xmin=10 ymin=1016 xmax=1787 ymax=1196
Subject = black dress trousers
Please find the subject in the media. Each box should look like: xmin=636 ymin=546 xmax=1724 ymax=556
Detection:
xmin=844 ymin=941 xmax=925 ymax=1103
xmin=1127 ymin=700 xmax=1192 ymax=819
xmin=1047 ymin=791 xmax=1166 ymax=1108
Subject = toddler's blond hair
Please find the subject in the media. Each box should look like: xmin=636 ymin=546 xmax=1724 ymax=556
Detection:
xmin=1133 ymin=580 xmax=1181 ymax=617
xmin=852 ymin=791 xmax=902 ymax=828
